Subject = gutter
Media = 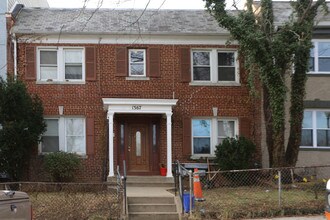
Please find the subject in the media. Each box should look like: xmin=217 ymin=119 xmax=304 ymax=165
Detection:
xmin=12 ymin=33 xmax=17 ymax=79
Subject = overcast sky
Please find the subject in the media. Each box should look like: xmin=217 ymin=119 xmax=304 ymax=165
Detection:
xmin=47 ymin=0 xmax=244 ymax=9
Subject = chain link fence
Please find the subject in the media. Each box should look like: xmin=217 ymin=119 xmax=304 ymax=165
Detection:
xmin=176 ymin=164 xmax=330 ymax=219
xmin=0 ymin=182 xmax=123 ymax=220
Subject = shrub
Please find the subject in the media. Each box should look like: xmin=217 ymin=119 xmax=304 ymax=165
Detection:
xmin=215 ymin=136 xmax=256 ymax=171
xmin=44 ymin=152 xmax=81 ymax=182
xmin=215 ymin=137 xmax=256 ymax=185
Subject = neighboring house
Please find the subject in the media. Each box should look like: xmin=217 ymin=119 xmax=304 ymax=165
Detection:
xmin=256 ymin=2 xmax=330 ymax=167
xmin=0 ymin=0 xmax=49 ymax=80
xmin=7 ymin=7 xmax=261 ymax=181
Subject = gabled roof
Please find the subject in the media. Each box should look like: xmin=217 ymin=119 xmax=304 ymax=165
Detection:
xmin=8 ymin=0 xmax=49 ymax=11
xmin=11 ymin=8 xmax=230 ymax=35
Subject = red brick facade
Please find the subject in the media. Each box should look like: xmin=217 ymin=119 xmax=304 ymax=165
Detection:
xmin=12 ymin=42 xmax=261 ymax=182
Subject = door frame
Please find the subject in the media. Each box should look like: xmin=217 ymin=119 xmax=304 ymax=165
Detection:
xmin=117 ymin=114 xmax=161 ymax=175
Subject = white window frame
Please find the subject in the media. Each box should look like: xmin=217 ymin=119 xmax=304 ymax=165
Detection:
xmin=37 ymin=47 xmax=85 ymax=83
xmin=128 ymin=49 xmax=146 ymax=77
xmin=191 ymin=49 xmax=239 ymax=85
xmin=309 ymin=40 xmax=330 ymax=74
xmin=192 ymin=117 xmax=238 ymax=156
xmin=40 ymin=117 xmax=86 ymax=155
xmin=301 ymin=109 xmax=330 ymax=148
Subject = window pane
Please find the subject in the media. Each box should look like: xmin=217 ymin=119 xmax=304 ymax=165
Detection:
xmin=44 ymin=119 xmax=59 ymax=136
xmin=193 ymin=52 xmax=210 ymax=65
xmin=67 ymin=136 xmax=85 ymax=153
xmin=301 ymin=129 xmax=313 ymax=146
xmin=193 ymin=138 xmax=210 ymax=154
xmin=218 ymin=121 xmax=235 ymax=137
xmin=302 ymin=111 xmax=312 ymax=128
xmin=65 ymin=66 xmax=82 ymax=79
xmin=42 ymin=137 xmax=59 ymax=152
xmin=136 ymin=131 xmax=141 ymax=156
xmin=42 ymin=119 xmax=59 ymax=152
xmin=193 ymin=67 xmax=210 ymax=80
xmin=317 ymin=111 xmax=330 ymax=128
xmin=318 ymin=42 xmax=330 ymax=56
xmin=40 ymin=67 xmax=57 ymax=80
xmin=309 ymin=57 xmax=314 ymax=71
xmin=40 ymin=51 xmax=57 ymax=65
xmin=317 ymin=130 xmax=330 ymax=147
xmin=65 ymin=50 xmax=82 ymax=63
xmin=130 ymin=63 xmax=144 ymax=75
xmin=193 ymin=119 xmax=211 ymax=137
xmin=319 ymin=58 xmax=330 ymax=71
xmin=130 ymin=51 xmax=144 ymax=63
xmin=218 ymin=67 xmax=235 ymax=81
xmin=218 ymin=52 xmax=235 ymax=66
xmin=66 ymin=118 xmax=84 ymax=136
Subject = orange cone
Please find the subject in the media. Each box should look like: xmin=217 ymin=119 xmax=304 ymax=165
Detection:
xmin=193 ymin=168 xmax=205 ymax=202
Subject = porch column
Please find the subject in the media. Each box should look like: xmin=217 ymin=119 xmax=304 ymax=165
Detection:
xmin=166 ymin=112 xmax=173 ymax=177
xmin=107 ymin=111 xmax=114 ymax=177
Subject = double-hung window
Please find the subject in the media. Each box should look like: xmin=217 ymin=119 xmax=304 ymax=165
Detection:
xmin=192 ymin=118 xmax=238 ymax=155
xmin=38 ymin=47 xmax=85 ymax=82
xmin=129 ymin=49 xmax=146 ymax=77
xmin=41 ymin=117 xmax=86 ymax=154
xmin=301 ymin=110 xmax=330 ymax=148
xmin=309 ymin=41 xmax=330 ymax=73
xmin=192 ymin=49 xmax=238 ymax=84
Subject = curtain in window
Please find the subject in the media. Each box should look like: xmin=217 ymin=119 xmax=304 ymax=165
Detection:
xmin=66 ymin=118 xmax=85 ymax=153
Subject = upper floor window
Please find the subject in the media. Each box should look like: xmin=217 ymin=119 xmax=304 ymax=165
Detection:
xmin=41 ymin=117 xmax=86 ymax=155
xmin=38 ymin=47 xmax=85 ymax=82
xmin=192 ymin=118 xmax=238 ymax=155
xmin=309 ymin=41 xmax=330 ymax=73
xmin=129 ymin=49 xmax=146 ymax=77
xmin=301 ymin=110 xmax=330 ymax=148
xmin=192 ymin=49 xmax=238 ymax=84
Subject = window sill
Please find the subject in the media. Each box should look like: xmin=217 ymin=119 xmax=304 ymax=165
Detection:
xmin=307 ymin=72 xmax=330 ymax=76
xmin=300 ymin=146 xmax=330 ymax=151
xmin=126 ymin=77 xmax=150 ymax=81
xmin=36 ymin=81 xmax=86 ymax=85
xmin=189 ymin=82 xmax=241 ymax=87
xmin=38 ymin=153 xmax=88 ymax=158
xmin=190 ymin=155 xmax=216 ymax=160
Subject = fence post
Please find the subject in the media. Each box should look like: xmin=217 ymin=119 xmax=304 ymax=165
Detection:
xmin=189 ymin=170 xmax=193 ymax=216
xmin=278 ymin=170 xmax=282 ymax=208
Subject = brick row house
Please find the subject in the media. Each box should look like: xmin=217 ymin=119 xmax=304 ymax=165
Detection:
xmin=7 ymin=6 xmax=261 ymax=181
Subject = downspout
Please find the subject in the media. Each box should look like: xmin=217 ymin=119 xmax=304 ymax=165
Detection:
xmin=12 ymin=33 xmax=17 ymax=79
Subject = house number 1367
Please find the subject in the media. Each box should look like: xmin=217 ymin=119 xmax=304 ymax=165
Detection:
xmin=132 ymin=106 xmax=142 ymax=110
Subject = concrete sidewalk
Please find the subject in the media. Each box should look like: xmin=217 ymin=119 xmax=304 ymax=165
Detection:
xmin=249 ymin=215 xmax=325 ymax=220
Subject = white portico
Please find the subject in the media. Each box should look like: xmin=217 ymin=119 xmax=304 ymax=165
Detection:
xmin=102 ymin=98 xmax=178 ymax=177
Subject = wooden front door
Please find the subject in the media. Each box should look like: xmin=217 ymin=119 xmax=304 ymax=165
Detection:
xmin=127 ymin=123 xmax=150 ymax=173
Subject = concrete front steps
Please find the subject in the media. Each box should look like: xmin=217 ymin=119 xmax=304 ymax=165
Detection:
xmin=126 ymin=175 xmax=174 ymax=187
xmin=128 ymin=196 xmax=179 ymax=220
xmin=126 ymin=176 xmax=180 ymax=220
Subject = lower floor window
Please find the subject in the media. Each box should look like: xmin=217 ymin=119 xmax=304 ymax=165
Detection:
xmin=301 ymin=110 xmax=330 ymax=148
xmin=192 ymin=118 xmax=238 ymax=155
xmin=41 ymin=117 xmax=86 ymax=154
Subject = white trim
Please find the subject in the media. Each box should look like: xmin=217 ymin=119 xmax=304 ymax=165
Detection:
xmin=103 ymin=98 xmax=178 ymax=177
xmin=17 ymin=34 xmax=233 ymax=45
xmin=301 ymin=109 xmax=330 ymax=148
xmin=309 ymin=40 xmax=330 ymax=74
xmin=191 ymin=49 xmax=239 ymax=84
xmin=191 ymin=117 xmax=239 ymax=156
xmin=37 ymin=46 xmax=85 ymax=83
xmin=128 ymin=49 xmax=146 ymax=77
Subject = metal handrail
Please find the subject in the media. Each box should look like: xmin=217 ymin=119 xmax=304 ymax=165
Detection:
xmin=175 ymin=160 xmax=193 ymax=216
xmin=116 ymin=160 xmax=127 ymax=217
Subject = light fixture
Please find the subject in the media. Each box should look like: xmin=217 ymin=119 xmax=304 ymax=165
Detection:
xmin=212 ymin=107 xmax=218 ymax=117
xmin=58 ymin=106 xmax=64 ymax=115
